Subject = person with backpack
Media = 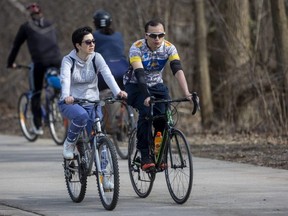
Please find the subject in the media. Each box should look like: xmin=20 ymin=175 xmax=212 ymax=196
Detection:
xmin=7 ymin=2 xmax=62 ymax=135
xmin=92 ymin=9 xmax=128 ymax=91
xmin=58 ymin=26 xmax=127 ymax=159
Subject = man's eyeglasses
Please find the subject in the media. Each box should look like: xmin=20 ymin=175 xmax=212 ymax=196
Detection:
xmin=82 ymin=39 xmax=95 ymax=46
xmin=146 ymin=32 xmax=166 ymax=39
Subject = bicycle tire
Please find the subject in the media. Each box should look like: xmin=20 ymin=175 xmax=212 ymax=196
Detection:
xmin=128 ymin=128 xmax=155 ymax=198
xmin=18 ymin=93 xmax=38 ymax=142
xmin=165 ymin=128 xmax=193 ymax=204
xmin=112 ymin=103 xmax=136 ymax=159
xmin=96 ymin=136 xmax=119 ymax=210
xmin=63 ymin=143 xmax=87 ymax=203
xmin=48 ymin=97 xmax=68 ymax=145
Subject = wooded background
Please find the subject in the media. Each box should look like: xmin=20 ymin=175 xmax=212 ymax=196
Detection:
xmin=1 ymin=0 xmax=287 ymax=136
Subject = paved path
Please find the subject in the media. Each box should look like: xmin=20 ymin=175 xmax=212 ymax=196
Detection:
xmin=0 ymin=134 xmax=287 ymax=216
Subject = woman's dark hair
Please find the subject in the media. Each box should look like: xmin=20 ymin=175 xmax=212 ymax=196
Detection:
xmin=144 ymin=18 xmax=165 ymax=32
xmin=72 ymin=26 xmax=93 ymax=52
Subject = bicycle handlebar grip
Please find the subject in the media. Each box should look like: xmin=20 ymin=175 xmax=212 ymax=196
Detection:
xmin=192 ymin=92 xmax=200 ymax=115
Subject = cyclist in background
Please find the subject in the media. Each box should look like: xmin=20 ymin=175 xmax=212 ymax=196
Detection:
xmin=123 ymin=18 xmax=193 ymax=171
xmin=92 ymin=9 xmax=129 ymax=91
xmin=7 ymin=2 xmax=62 ymax=135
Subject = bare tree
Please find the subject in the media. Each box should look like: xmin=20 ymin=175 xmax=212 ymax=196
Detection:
xmin=194 ymin=0 xmax=213 ymax=127
xmin=218 ymin=0 xmax=251 ymax=127
xmin=270 ymin=0 xmax=288 ymax=132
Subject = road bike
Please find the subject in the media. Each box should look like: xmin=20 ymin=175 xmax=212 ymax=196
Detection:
xmin=17 ymin=64 xmax=68 ymax=145
xmin=63 ymin=98 xmax=120 ymax=210
xmin=128 ymin=92 xmax=200 ymax=204
xmin=101 ymin=93 xmax=136 ymax=159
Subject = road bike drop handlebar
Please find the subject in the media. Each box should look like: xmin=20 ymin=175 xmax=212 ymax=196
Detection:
xmin=149 ymin=91 xmax=200 ymax=115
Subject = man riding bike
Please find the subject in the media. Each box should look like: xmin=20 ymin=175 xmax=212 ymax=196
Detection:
xmin=7 ymin=2 xmax=62 ymax=135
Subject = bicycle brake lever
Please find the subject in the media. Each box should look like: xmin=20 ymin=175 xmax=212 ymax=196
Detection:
xmin=192 ymin=92 xmax=200 ymax=115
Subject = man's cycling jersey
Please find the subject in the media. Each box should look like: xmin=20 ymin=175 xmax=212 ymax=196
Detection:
xmin=123 ymin=39 xmax=180 ymax=87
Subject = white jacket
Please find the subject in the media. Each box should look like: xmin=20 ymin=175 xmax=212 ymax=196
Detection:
xmin=60 ymin=49 xmax=121 ymax=101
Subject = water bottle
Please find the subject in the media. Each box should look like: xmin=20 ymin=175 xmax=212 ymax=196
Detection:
xmin=154 ymin=131 xmax=162 ymax=156
xmin=100 ymin=145 xmax=108 ymax=172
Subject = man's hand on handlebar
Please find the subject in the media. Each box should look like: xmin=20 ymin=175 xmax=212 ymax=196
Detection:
xmin=7 ymin=63 xmax=17 ymax=69
xmin=144 ymin=96 xmax=151 ymax=107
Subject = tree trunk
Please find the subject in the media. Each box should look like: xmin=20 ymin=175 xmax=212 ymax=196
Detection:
xmin=220 ymin=0 xmax=251 ymax=126
xmin=194 ymin=0 xmax=213 ymax=128
xmin=270 ymin=0 xmax=288 ymax=130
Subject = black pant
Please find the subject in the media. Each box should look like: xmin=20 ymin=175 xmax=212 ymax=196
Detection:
xmin=31 ymin=62 xmax=60 ymax=128
xmin=125 ymin=83 xmax=169 ymax=154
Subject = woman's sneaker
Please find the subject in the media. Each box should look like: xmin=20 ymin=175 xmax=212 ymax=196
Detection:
xmin=103 ymin=175 xmax=114 ymax=191
xmin=63 ymin=139 xmax=75 ymax=159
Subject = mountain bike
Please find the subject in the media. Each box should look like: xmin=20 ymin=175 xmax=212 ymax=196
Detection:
xmin=101 ymin=94 xmax=136 ymax=159
xmin=63 ymin=98 xmax=120 ymax=210
xmin=17 ymin=64 xmax=68 ymax=145
xmin=128 ymin=92 xmax=200 ymax=204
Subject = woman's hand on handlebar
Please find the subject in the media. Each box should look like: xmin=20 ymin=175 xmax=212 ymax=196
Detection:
xmin=64 ymin=96 xmax=74 ymax=104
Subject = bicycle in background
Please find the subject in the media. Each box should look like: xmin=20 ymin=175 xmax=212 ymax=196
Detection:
xmin=17 ymin=64 xmax=68 ymax=145
xmin=100 ymin=90 xmax=136 ymax=159
xmin=128 ymin=92 xmax=200 ymax=204
xmin=63 ymin=98 xmax=120 ymax=210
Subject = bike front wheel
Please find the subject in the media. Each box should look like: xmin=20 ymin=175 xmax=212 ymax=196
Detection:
xmin=165 ymin=128 xmax=193 ymax=204
xmin=96 ymin=136 xmax=119 ymax=210
xmin=128 ymin=128 xmax=155 ymax=198
xmin=48 ymin=96 xmax=68 ymax=145
xmin=18 ymin=93 xmax=38 ymax=142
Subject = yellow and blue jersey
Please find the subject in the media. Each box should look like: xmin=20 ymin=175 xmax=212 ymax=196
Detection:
xmin=123 ymin=39 xmax=180 ymax=87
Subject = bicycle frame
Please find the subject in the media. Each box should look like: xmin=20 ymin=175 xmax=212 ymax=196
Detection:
xmin=147 ymin=97 xmax=189 ymax=171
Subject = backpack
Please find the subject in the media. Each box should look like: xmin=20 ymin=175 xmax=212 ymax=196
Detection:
xmin=69 ymin=55 xmax=97 ymax=74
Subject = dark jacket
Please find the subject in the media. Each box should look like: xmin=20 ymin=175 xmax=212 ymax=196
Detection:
xmin=7 ymin=18 xmax=62 ymax=67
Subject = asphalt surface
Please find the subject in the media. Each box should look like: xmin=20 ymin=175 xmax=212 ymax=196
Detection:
xmin=0 ymin=134 xmax=287 ymax=216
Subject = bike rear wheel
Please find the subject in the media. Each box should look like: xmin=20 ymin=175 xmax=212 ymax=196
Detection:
xmin=112 ymin=103 xmax=135 ymax=159
xmin=96 ymin=136 xmax=119 ymax=210
xmin=165 ymin=129 xmax=193 ymax=204
xmin=18 ymin=93 xmax=38 ymax=142
xmin=48 ymin=96 xmax=68 ymax=145
xmin=128 ymin=128 xmax=155 ymax=198
xmin=63 ymin=141 xmax=87 ymax=203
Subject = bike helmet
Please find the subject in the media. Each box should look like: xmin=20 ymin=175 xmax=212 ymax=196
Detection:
xmin=26 ymin=3 xmax=41 ymax=15
xmin=93 ymin=10 xmax=112 ymax=28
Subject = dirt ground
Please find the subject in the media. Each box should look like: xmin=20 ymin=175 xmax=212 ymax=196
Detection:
xmin=0 ymin=103 xmax=287 ymax=170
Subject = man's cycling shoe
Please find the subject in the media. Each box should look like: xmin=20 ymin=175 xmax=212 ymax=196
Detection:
xmin=32 ymin=127 xmax=44 ymax=135
xmin=141 ymin=157 xmax=155 ymax=172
